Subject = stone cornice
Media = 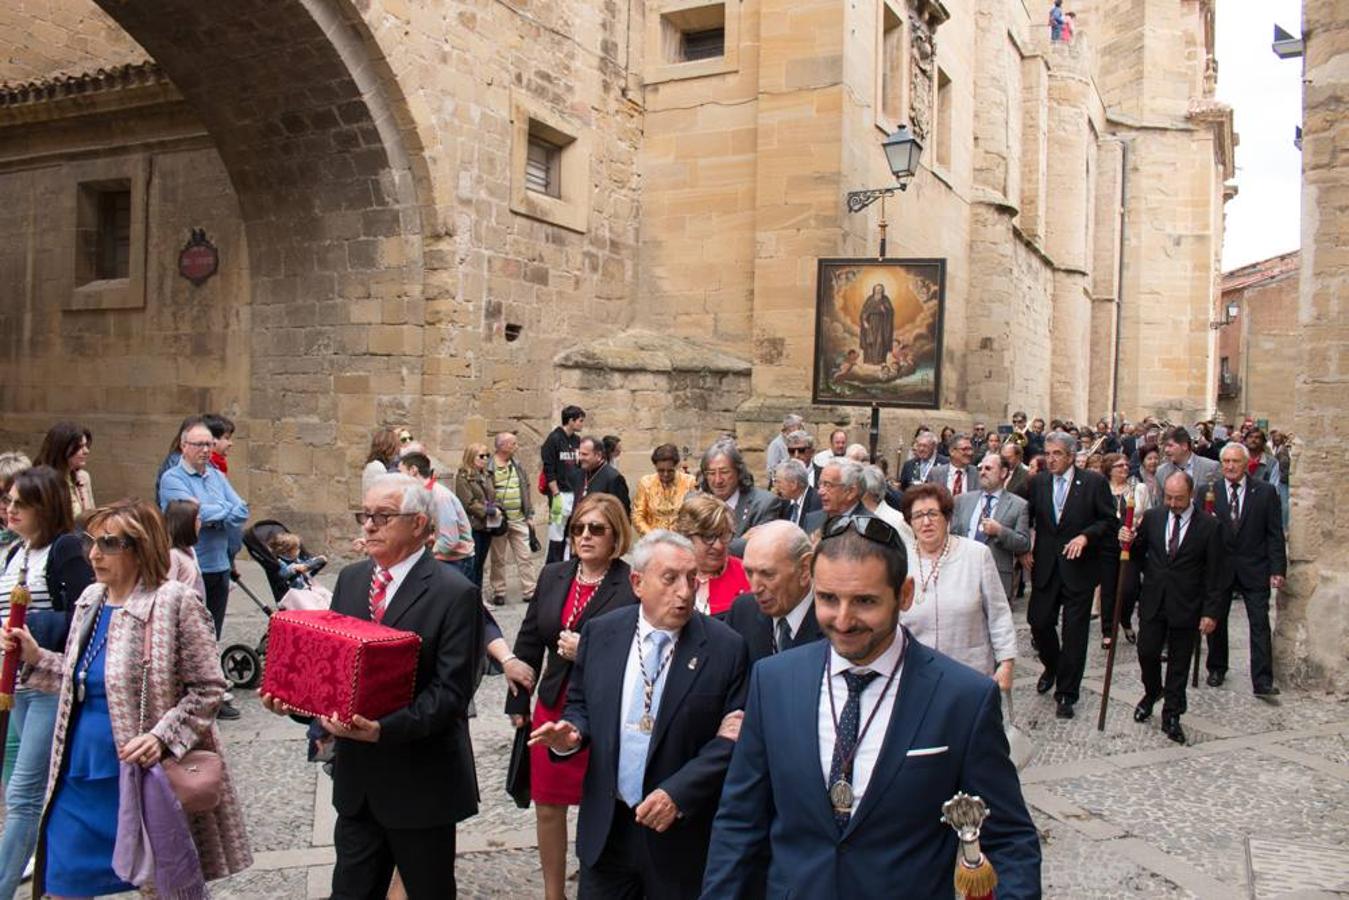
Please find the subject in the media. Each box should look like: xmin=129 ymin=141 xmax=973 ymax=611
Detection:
xmin=0 ymin=61 xmax=181 ymax=126
xmin=555 ymin=329 xmax=752 ymax=375
xmin=1187 ymin=98 xmax=1236 ymax=182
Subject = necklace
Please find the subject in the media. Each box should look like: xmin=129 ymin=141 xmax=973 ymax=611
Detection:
xmin=575 ymin=565 xmax=609 ymax=586
xmin=825 ymin=636 xmax=908 ymax=814
xmin=563 ymin=574 xmax=604 ymax=631
xmin=76 ymin=599 xmax=113 ymax=704
xmin=916 ymin=535 xmax=951 ymax=597
xmin=633 ymin=626 xmax=676 ymax=734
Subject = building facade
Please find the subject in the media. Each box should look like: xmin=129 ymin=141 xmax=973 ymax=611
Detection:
xmin=1215 ymin=251 xmax=1299 ymax=428
xmin=0 ymin=0 xmax=1231 ymax=546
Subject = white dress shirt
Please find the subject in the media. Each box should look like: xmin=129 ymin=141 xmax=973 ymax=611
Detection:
xmin=1165 ymin=505 xmax=1193 ymax=548
xmin=619 ymin=610 xmax=681 ymax=725
xmin=774 ymin=590 xmax=813 ymax=641
xmin=817 ymin=629 xmax=906 ymax=806
xmin=967 ymin=489 xmax=1002 ymax=537
xmin=378 ymin=548 xmax=425 ymax=607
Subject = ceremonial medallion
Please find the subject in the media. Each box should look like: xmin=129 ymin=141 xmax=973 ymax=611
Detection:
xmin=829 ymin=778 xmax=855 ymax=812
xmin=639 ymin=714 xmax=653 ymax=734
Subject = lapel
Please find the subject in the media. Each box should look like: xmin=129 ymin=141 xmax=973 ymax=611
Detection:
xmin=593 ymin=607 xmax=639 ymax=753
xmin=69 ymin=583 xmax=113 ymax=664
xmin=380 ymin=550 xmax=433 ymax=629
xmin=994 ymin=491 xmax=1016 ymax=525
xmin=791 ymin=641 xmax=837 ymax=831
xmin=844 ymin=631 xmax=941 ymax=837
xmin=795 ymin=599 xmax=822 ymax=646
xmin=580 ymin=564 xmax=631 ymax=628
xmin=650 ymin=613 xmax=711 ymax=754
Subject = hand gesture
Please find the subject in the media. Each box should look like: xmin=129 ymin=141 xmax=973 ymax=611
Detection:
xmin=1063 ymin=535 xmax=1089 ymax=560
xmin=119 ymin=732 xmax=166 ymax=768
xmin=529 ymin=719 xmax=581 ymax=752
xmin=634 ymin=788 xmax=680 ymax=832
xmin=0 ymin=626 xmax=39 ymax=667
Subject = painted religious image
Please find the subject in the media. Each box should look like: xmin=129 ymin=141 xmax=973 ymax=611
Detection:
xmin=812 ymin=258 xmax=946 ymax=408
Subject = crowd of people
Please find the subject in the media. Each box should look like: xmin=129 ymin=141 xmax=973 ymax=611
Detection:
xmin=0 ymin=405 xmax=1290 ymax=898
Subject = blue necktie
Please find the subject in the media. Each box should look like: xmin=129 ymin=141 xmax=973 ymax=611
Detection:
xmin=975 ymin=493 xmax=996 ymax=543
xmin=1053 ymin=476 xmax=1068 ymax=523
xmin=828 ymin=670 xmax=879 ymax=829
xmin=617 ymin=631 xmax=671 ymax=807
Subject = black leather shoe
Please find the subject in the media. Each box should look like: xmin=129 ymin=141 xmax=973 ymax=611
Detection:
xmin=1036 ymin=671 xmax=1055 ymax=695
xmin=1161 ymin=715 xmax=1186 ymax=744
xmin=1253 ymin=685 xmax=1282 ymax=699
xmin=1055 ymin=700 xmax=1074 ymax=719
xmin=1133 ymin=696 xmax=1157 ymax=723
xmin=1206 ymin=670 xmax=1224 ymax=687
xmin=217 ymin=700 xmax=241 ymax=721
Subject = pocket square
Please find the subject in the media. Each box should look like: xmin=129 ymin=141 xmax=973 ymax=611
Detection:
xmin=906 ymin=746 xmax=949 ymax=757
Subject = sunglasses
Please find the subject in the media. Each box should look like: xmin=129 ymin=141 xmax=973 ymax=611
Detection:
xmin=477 ymin=453 xmax=490 ymax=459
xmin=570 ymin=522 xmax=610 ymax=538
xmin=354 ymin=511 xmax=418 ymax=527
xmin=81 ymin=533 xmax=136 ymax=555
xmin=787 ymin=446 xmax=812 ymax=455
xmin=820 ymin=514 xmax=905 ymax=549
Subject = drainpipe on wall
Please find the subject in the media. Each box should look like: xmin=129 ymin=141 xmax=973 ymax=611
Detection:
xmin=1109 ymin=140 xmax=1129 ymax=418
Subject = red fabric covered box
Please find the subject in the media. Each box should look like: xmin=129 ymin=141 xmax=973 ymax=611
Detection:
xmin=261 ymin=609 xmax=421 ymax=723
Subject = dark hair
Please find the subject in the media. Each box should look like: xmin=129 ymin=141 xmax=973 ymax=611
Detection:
xmin=651 ymin=443 xmax=681 ymax=465
xmin=1102 ymin=452 xmax=1128 ymax=478
xmin=1141 ymin=444 xmax=1161 ymax=463
xmin=1246 ymin=427 xmax=1267 ymax=444
xmin=900 ymin=482 xmax=954 ymax=523
xmin=164 ymin=498 xmax=200 ymax=550
xmin=812 ymin=527 xmax=909 ymax=591
xmin=11 ymin=466 xmax=75 ymax=548
xmin=561 ymin=405 xmax=585 ymax=426
xmin=602 ymin=435 xmax=621 ymax=459
xmin=203 ymin=413 xmax=235 ymax=439
xmin=367 ymin=427 xmax=400 ymax=466
xmin=1168 ymin=426 xmax=1193 ymax=448
xmin=939 ymin=426 xmax=955 ymax=442
xmin=35 ymin=422 xmax=92 ymax=477
xmin=578 ymin=435 xmax=603 ymax=456
xmin=400 ymin=452 xmax=433 ymax=478
xmin=169 ymin=415 xmax=206 ymax=454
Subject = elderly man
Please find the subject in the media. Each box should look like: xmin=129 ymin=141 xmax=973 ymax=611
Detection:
xmin=926 ymin=432 xmax=979 ymax=497
xmin=1026 ymin=430 xmax=1117 ymax=719
xmin=530 ymin=532 xmax=749 ymax=899
xmin=575 ymin=434 xmax=630 ymax=514
xmin=771 ymin=458 xmax=820 ymax=528
xmin=899 ymin=431 xmax=945 ymax=489
xmin=699 ymin=439 xmax=783 ymax=540
xmin=783 ymin=429 xmax=819 ymax=486
xmin=810 ymin=429 xmax=849 ymax=483
xmin=702 ymin=517 xmax=1041 ymax=899
xmin=766 ymin=414 xmax=804 ymax=482
xmin=264 ymin=474 xmax=483 ymax=897
xmin=1001 ymin=440 xmax=1031 ymax=499
xmin=725 ymin=521 xmax=823 ymax=663
xmin=951 ymin=454 xmax=1032 ymax=599
xmin=486 ymin=431 xmax=538 ymax=605
xmin=1206 ymin=442 xmax=1286 ymax=696
xmin=1155 ymin=427 xmax=1219 ymax=497
xmin=806 ymin=458 xmax=867 ymax=535
xmin=859 ymin=464 xmax=915 ymax=548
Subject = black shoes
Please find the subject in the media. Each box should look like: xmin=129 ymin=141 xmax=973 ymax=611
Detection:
xmin=1036 ymin=671 xmax=1055 ymax=695
xmin=1254 ymin=685 xmax=1281 ymax=699
xmin=1206 ymin=670 xmax=1225 ymax=687
xmin=217 ymin=700 xmax=241 ymax=721
xmin=1161 ymin=715 xmax=1185 ymax=744
xmin=1055 ymin=700 xmax=1075 ymax=719
xmin=1133 ymin=696 xmax=1157 ymax=723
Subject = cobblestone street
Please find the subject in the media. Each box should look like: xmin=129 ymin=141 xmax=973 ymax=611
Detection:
xmin=36 ymin=565 xmax=1349 ymax=899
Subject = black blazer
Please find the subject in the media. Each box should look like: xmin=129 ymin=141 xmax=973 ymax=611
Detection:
xmin=778 ymin=486 xmax=821 ymax=526
xmin=6 ymin=533 xmax=94 ymax=651
xmin=505 ymin=559 xmax=638 ymax=717
xmin=1026 ymin=467 xmax=1116 ymax=592
xmin=1129 ymin=507 xmax=1225 ymax=628
xmin=329 ymin=550 xmax=484 ymax=829
xmin=1210 ymin=478 xmax=1286 ymax=593
xmin=563 ymin=606 xmax=748 ymax=882
xmin=723 ymin=591 xmax=823 ymax=664
xmin=578 ymin=464 xmax=631 ymax=514
xmin=1005 ymin=464 xmax=1031 ymax=501
xmin=899 ymin=454 xmax=947 ymax=490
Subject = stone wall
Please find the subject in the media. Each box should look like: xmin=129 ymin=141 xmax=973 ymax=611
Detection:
xmin=1216 ymin=253 xmax=1299 ymax=427
xmin=0 ymin=0 xmax=145 ymax=82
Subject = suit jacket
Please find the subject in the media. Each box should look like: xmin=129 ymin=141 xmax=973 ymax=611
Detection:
xmin=1006 ymin=463 xmax=1031 ymax=500
xmin=926 ymin=463 xmax=980 ymax=496
xmin=1129 ymin=507 xmax=1225 ymax=628
xmin=329 ymin=550 xmax=484 ymax=829
xmin=723 ymin=591 xmax=823 ymax=664
xmin=1155 ymin=455 xmax=1220 ymax=498
xmin=1026 ymin=468 xmax=1116 ymax=593
xmin=505 ymin=559 xmax=638 ymax=717
xmin=579 ymin=463 xmax=631 ymax=514
xmin=950 ymin=490 xmax=1032 ymax=579
xmin=900 ymin=454 xmax=947 ymax=490
xmin=734 ymin=486 xmax=786 ymax=537
xmin=564 ymin=606 xmax=749 ymax=881
xmin=701 ymin=634 xmax=1041 ymax=899
xmin=1210 ymin=478 xmax=1286 ymax=592
xmin=779 ymin=486 xmax=821 ymax=527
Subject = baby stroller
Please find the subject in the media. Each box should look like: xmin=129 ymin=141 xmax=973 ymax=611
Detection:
xmin=219 ymin=519 xmax=326 ymax=690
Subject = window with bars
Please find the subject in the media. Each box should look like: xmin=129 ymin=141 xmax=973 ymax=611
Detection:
xmin=525 ymin=135 xmax=562 ymax=199
xmin=76 ymin=180 xmax=132 ymax=285
xmin=682 ymin=27 xmax=725 ymax=61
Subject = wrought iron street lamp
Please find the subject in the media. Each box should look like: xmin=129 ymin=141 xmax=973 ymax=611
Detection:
xmin=846 ymin=125 xmax=924 ymax=213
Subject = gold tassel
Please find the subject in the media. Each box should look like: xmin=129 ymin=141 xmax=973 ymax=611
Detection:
xmin=0 ymin=694 xmax=11 ymax=712
xmin=8 ymin=582 xmax=29 ymax=609
xmin=953 ymin=854 xmax=998 ymax=899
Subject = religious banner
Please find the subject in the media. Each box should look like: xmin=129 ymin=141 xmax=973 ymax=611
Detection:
xmin=812 ymin=258 xmax=946 ymax=409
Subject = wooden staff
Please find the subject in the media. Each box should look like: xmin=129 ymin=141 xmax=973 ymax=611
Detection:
xmin=1192 ymin=485 xmax=1216 ymax=687
xmin=0 ymin=552 xmax=33 ymax=770
xmin=1097 ymin=495 xmax=1135 ymax=731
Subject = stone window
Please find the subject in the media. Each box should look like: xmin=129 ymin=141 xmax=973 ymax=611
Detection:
xmin=934 ymin=67 xmax=953 ymax=170
xmin=509 ymin=92 xmax=590 ymax=233
xmin=645 ymin=1 xmax=740 ymax=83
xmin=66 ymin=158 xmax=148 ymax=311
xmin=77 ymin=180 xmax=132 ymax=284
xmin=875 ymin=0 xmax=909 ymax=132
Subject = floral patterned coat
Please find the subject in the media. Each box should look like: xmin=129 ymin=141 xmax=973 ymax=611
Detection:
xmin=25 ymin=579 xmax=252 ymax=896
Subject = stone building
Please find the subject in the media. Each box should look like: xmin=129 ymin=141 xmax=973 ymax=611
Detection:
xmin=0 ymin=0 xmax=1231 ymax=546
xmin=1215 ymin=251 xmax=1299 ymax=428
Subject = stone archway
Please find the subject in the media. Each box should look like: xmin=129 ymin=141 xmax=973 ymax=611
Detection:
xmin=90 ymin=0 xmax=436 ymax=541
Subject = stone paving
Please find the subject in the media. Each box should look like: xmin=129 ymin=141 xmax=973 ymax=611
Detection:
xmin=17 ymin=568 xmax=1349 ymax=898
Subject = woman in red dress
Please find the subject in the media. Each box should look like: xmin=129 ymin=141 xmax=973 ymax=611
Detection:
xmin=506 ymin=492 xmax=636 ymax=900
xmin=674 ymin=493 xmax=750 ymax=617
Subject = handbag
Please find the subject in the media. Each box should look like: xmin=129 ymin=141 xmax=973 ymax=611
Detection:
xmin=140 ymin=603 xmax=225 ymax=814
xmin=506 ymin=724 xmax=531 ymax=809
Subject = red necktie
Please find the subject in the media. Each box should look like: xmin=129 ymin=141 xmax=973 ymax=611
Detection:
xmin=953 ymin=469 xmax=964 ymax=495
xmin=369 ymin=566 xmax=393 ymax=622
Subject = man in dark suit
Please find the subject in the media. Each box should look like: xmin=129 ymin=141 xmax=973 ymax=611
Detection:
xmin=769 ymin=458 xmax=820 ymax=528
xmin=724 ymin=520 xmax=822 ymax=663
xmin=576 ymin=435 xmax=631 ymax=514
xmin=926 ymin=432 xmax=980 ymax=499
xmin=1206 ymin=443 xmax=1287 ymax=695
xmin=1120 ymin=471 xmax=1224 ymax=744
xmin=702 ymin=516 xmax=1041 ymax=899
xmin=262 ymin=474 xmax=483 ymax=898
xmin=700 ymin=439 xmax=783 ymax=540
xmin=1002 ymin=441 xmax=1031 ymax=500
xmin=1026 ymin=431 xmax=1117 ymax=718
xmin=803 ymin=458 xmax=867 ymax=536
xmin=530 ymin=531 xmax=749 ymax=898
xmin=900 ymin=431 xmax=946 ymax=489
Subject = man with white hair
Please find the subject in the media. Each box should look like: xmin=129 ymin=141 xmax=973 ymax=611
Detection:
xmin=899 ymin=431 xmax=946 ymax=489
xmin=724 ymin=521 xmax=823 ymax=663
xmin=808 ymin=458 xmax=866 ymax=535
xmin=770 ymin=458 xmax=820 ymax=528
xmin=858 ymin=464 xmax=915 ymax=548
xmin=844 ymin=443 xmax=870 ymax=463
xmin=766 ymin=414 xmax=804 ymax=481
xmin=264 ymin=473 xmax=483 ymax=897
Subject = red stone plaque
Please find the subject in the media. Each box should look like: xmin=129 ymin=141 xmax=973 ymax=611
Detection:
xmin=178 ymin=228 xmax=219 ymax=286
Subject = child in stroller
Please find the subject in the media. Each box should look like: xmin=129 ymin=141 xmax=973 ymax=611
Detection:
xmin=267 ymin=530 xmax=328 ymax=590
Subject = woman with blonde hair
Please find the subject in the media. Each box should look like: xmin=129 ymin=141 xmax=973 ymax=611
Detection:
xmin=3 ymin=499 xmax=251 ymax=898
xmin=674 ymin=492 xmax=750 ymax=617
xmin=454 ymin=442 xmax=497 ymax=586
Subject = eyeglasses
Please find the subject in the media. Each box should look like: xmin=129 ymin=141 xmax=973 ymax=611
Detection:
xmin=354 ymin=511 xmax=418 ymax=527
xmin=817 ymin=479 xmax=843 ymax=491
xmin=81 ymin=533 xmax=135 ymax=555
xmin=7 ymin=497 xmax=27 ymax=511
xmin=691 ymin=532 xmax=730 ymax=546
xmin=399 ymin=432 xmax=413 ymax=444
xmin=787 ymin=446 xmax=812 ymax=455
xmin=908 ymin=510 xmax=944 ymax=522
xmin=183 ymin=441 xmax=213 ymax=449
xmin=570 ymin=522 xmax=611 ymax=538
xmin=819 ymin=514 xmax=904 ymax=549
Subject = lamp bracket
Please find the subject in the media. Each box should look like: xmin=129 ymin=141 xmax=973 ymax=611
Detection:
xmin=846 ymin=184 xmax=909 ymax=213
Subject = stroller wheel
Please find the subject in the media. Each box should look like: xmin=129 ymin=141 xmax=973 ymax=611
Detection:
xmin=221 ymin=644 xmax=262 ymax=690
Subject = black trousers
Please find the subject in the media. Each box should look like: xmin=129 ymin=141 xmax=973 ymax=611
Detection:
xmin=579 ymin=802 xmax=701 ymax=900
xmin=1027 ymin=577 xmax=1093 ymax=704
xmin=1137 ymin=612 xmax=1196 ymax=718
xmin=332 ymin=802 xmax=457 ymax=899
xmin=202 ymin=570 xmax=230 ymax=640
xmin=1207 ymin=587 xmax=1274 ymax=690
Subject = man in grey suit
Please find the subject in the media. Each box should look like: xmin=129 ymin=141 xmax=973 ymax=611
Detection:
xmin=951 ymin=454 xmax=1032 ymax=598
xmin=926 ymin=432 xmax=979 ymax=498
xmin=1155 ymin=427 xmax=1219 ymax=498
xmin=701 ymin=439 xmax=785 ymax=556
